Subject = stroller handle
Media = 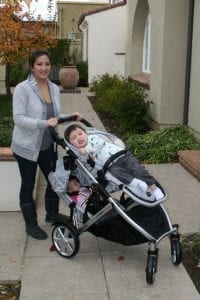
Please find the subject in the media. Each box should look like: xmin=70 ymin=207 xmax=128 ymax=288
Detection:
xmin=57 ymin=115 xmax=77 ymax=124
xmin=58 ymin=116 xmax=92 ymax=127
xmin=49 ymin=126 xmax=66 ymax=148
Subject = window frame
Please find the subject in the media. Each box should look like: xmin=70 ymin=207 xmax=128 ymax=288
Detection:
xmin=142 ymin=14 xmax=151 ymax=73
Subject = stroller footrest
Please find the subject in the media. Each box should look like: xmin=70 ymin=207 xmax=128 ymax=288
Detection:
xmin=123 ymin=186 xmax=166 ymax=207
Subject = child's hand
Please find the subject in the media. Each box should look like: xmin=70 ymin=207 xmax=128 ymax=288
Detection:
xmin=72 ymin=112 xmax=82 ymax=121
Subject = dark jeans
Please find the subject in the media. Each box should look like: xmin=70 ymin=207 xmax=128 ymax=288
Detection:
xmin=14 ymin=144 xmax=58 ymax=206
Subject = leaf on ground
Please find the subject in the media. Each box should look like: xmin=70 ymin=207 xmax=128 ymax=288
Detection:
xmin=49 ymin=244 xmax=56 ymax=252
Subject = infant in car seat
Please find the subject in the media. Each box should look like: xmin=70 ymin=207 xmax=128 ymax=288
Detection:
xmin=67 ymin=175 xmax=91 ymax=209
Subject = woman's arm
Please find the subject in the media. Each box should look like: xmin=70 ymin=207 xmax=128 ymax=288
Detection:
xmin=13 ymin=84 xmax=48 ymax=129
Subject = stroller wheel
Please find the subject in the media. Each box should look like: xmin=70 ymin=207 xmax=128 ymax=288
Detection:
xmin=146 ymin=255 xmax=157 ymax=284
xmin=170 ymin=238 xmax=182 ymax=265
xmin=52 ymin=223 xmax=79 ymax=258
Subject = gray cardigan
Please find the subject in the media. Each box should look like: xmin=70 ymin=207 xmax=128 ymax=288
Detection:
xmin=11 ymin=74 xmax=66 ymax=161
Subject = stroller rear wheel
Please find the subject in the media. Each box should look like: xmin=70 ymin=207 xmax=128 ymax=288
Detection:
xmin=52 ymin=222 xmax=79 ymax=258
xmin=170 ymin=238 xmax=182 ymax=265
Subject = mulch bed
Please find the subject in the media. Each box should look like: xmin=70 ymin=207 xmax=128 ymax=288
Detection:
xmin=0 ymin=281 xmax=21 ymax=299
xmin=182 ymin=234 xmax=200 ymax=293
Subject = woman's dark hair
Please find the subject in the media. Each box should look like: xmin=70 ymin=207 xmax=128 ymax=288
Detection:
xmin=64 ymin=124 xmax=85 ymax=142
xmin=29 ymin=49 xmax=52 ymax=67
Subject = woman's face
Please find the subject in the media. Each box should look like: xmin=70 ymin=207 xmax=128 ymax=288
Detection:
xmin=69 ymin=128 xmax=88 ymax=149
xmin=32 ymin=55 xmax=51 ymax=81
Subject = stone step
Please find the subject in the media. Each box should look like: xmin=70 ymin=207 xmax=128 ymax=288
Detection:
xmin=178 ymin=150 xmax=200 ymax=181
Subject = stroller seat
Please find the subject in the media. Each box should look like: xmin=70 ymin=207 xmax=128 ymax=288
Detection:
xmin=93 ymin=149 xmax=166 ymax=208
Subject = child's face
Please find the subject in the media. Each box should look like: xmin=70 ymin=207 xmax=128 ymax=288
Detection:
xmin=68 ymin=178 xmax=81 ymax=193
xmin=69 ymin=128 xmax=88 ymax=149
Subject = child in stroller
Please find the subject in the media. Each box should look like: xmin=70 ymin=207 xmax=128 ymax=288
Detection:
xmin=67 ymin=175 xmax=91 ymax=209
xmin=66 ymin=174 xmax=118 ymax=228
xmin=64 ymin=123 xmax=164 ymax=203
xmin=48 ymin=117 xmax=182 ymax=285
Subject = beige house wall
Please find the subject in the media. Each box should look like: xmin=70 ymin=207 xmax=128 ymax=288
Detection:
xmin=57 ymin=2 xmax=107 ymax=37
xmin=187 ymin=0 xmax=200 ymax=138
xmin=125 ymin=0 xmax=188 ymax=128
xmin=158 ymin=0 xmax=188 ymax=125
xmin=57 ymin=2 xmax=108 ymax=60
xmin=78 ymin=0 xmax=200 ymax=139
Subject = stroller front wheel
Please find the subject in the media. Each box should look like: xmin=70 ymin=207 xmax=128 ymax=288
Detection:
xmin=52 ymin=223 xmax=79 ymax=258
xmin=146 ymin=255 xmax=157 ymax=284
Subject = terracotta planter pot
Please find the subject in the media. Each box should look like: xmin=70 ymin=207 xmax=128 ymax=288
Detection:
xmin=59 ymin=65 xmax=79 ymax=89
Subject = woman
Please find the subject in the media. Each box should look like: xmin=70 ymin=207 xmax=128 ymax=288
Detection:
xmin=11 ymin=49 xmax=81 ymax=240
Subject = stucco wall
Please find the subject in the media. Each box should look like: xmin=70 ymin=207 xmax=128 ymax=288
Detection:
xmin=187 ymin=0 xmax=200 ymax=138
xmin=150 ymin=0 xmax=188 ymax=125
xmin=57 ymin=2 xmax=108 ymax=37
xmin=57 ymin=2 xmax=109 ymax=61
xmin=85 ymin=5 xmax=126 ymax=83
xmin=125 ymin=0 xmax=149 ymax=76
xmin=125 ymin=0 xmax=188 ymax=128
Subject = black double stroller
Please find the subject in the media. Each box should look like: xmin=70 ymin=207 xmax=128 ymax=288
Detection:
xmin=48 ymin=117 xmax=182 ymax=284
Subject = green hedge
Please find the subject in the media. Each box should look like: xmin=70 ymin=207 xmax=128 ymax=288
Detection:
xmin=9 ymin=60 xmax=29 ymax=87
xmin=0 ymin=96 xmax=13 ymax=146
xmin=89 ymin=73 xmax=150 ymax=134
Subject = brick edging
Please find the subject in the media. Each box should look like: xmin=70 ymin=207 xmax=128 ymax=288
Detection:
xmin=178 ymin=150 xmax=200 ymax=181
xmin=0 ymin=147 xmax=15 ymax=161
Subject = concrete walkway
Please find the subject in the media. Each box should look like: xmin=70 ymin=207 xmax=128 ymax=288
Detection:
xmin=1 ymin=88 xmax=200 ymax=299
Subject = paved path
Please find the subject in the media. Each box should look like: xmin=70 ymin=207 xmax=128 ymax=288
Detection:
xmin=1 ymin=88 xmax=200 ymax=299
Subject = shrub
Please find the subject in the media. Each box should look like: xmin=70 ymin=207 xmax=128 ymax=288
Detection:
xmin=9 ymin=59 xmax=29 ymax=86
xmin=125 ymin=125 xmax=200 ymax=163
xmin=89 ymin=73 xmax=150 ymax=134
xmin=49 ymin=38 xmax=71 ymax=66
xmin=90 ymin=73 xmax=122 ymax=100
xmin=76 ymin=61 xmax=88 ymax=87
xmin=0 ymin=117 xmax=13 ymax=147
xmin=0 ymin=96 xmax=13 ymax=146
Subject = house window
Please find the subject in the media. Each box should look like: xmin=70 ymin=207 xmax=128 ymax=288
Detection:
xmin=142 ymin=14 xmax=151 ymax=73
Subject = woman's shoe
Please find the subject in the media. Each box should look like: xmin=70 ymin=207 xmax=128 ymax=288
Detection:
xmin=26 ymin=225 xmax=47 ymax=240
xmin=20 ymin=203 xmax=48 ymax=240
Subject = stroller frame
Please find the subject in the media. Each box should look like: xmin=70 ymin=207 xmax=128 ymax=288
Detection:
xmin=49 ymin=117 xmax=182 ymax=284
